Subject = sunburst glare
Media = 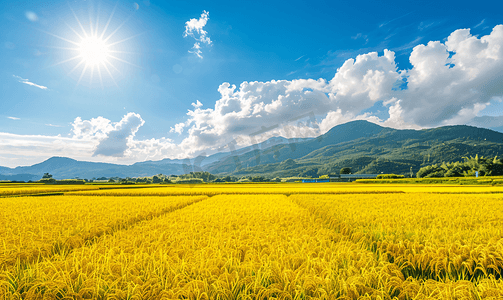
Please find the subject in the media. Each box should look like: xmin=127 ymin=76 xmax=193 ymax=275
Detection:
xmin=79 ymin=36 xmax=109 ymax=67
xmin=45 ymin=3 xmax=141 ymax=88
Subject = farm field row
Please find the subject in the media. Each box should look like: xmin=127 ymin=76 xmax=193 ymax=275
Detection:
xmin=3 ymin=183 xmax=503 ymax=197
xmin=0 ymin=195 xmax=206 ymax=270
xmin=1 ymin=186 xmax=503 ymax=299
xmin=293 ymin=194 xmax=503 ymax=281
xmin=65 ymin=183 xmax=503 ymax=196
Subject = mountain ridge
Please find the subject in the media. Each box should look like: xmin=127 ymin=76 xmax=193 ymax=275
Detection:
xmin=1 ymin=120 xmax=503 ymax=180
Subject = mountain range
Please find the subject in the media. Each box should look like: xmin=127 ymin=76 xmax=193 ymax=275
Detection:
xmin=2 ymin=120 xmax=503 ymax=181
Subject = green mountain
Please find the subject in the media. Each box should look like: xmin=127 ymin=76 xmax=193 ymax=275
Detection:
xmin=2 ymin=121 xmax=503 ymax=180
xmin=204 ymin=120 xmax=503 ymax=178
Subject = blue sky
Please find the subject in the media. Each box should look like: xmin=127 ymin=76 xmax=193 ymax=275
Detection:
xmin=1 ymin=0 xmax=502 ymax=167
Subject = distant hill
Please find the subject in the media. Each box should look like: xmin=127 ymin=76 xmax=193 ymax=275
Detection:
xmin=134 ymin=136 xmax=311 ymax=168
xmin=203 ymin=120 xmax=503 ymax=177
xmin=0 ymin=136 xmax=308 ymax=180
xmin=1 ymin=121 xmax=502 ymax=180
xmin=0 ymin=157 xmax=186 ymax=180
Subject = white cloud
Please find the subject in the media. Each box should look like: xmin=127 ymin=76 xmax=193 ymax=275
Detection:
xmin=184 ymin=10 xmax=211 ymax=58
xmin=0 ymin=132 xmax=95 ymax=167
xmin=168 ymin=25 xmax=503 ymax=153
xmin=192 ymin=100 xmax=203 ymax=108
xmin=72 ymin=116 xmax=114 ymax=140
xmin=7 ymin=117 xmax=20 ymax=120
xmin=400 ymin=25 xmax=503 ymax=126
xmin=92 ymin=113 xmax=145 ymax=157
xmin=0 ymin=113 xmax=181 ymax=167
xmin=2 ymin=25 xmax=503 ymax=167
xmin=13 ymin=75 xmax=48 ymax=90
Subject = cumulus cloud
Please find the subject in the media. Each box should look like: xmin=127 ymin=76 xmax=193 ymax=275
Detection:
xmin=92 ymin=113 xmax=145 ymax=157
xmin=170 ymin=123 xmax=186 ymax=134
xmin=77 ymin=113 xmax=181 ymax=161
xmin=192 ymin=100 xmax=203 ymax=108
xmin=3 ymin=25 xmax=503 ymax=167
xmin=184 ymin=10 xmax=211 ymax=58
xmin=0 ymin=113 xmax=181 ymax=167
xmin=13 ymin=75 xmax=48 ymax=90
xmin=399 ymin=25 xmax=503 ymax=126
xmin=167 ymin=24 xmax=503 ymax=153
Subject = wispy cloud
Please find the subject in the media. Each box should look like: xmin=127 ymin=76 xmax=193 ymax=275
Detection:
xmin=45 ymin=124 xmax=64 ymax=127
xmin=294 ymin=55 xmax=305 ymax=61
xmin=379 ymin=12 xmax=413 ymax=28
xmin=184 ymin=10 xmax=211 ymax=59
xmin=351 ymin=33 xmax=369 ymax=44
xmin=7 ymin=116 xmax=20 ymax=120
xmin=474 ymin=19 xmax=485 ymax=28
xmin=13 ymin=75 xmax=48 ymax=90
xmin=391 ymin=36 xmax=423 ymax=52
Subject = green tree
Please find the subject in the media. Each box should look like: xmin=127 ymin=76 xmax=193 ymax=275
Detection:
xmin=340 ymin=167 xmax=351 ymax=174
xmin=42 ymin=173 xmax=53 ymax=179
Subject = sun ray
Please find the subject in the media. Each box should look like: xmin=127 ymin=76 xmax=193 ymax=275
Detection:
xmin=103 ymin=13 xmax=134 ymax=43
xmin=76 ymin=63 xmax=89 ymax=86
xmin=107 ymin=32 xmax=145 ymax=47
xmin=69 ymin=5 xmax=88 ymax=39
xmin=107 ymin=50 xmax=140 ymax=54
xmin=97 ymin=64 xmax=104 ymax=89
xmin=90 ymin=64 xmax=94 ymax=84
xmin=103 ymin=58 xmax=121 ymax=74
xmin=37 ymin=28 xmax=80 ymax=46
xmin=107 ymin=54 xmax=141 ymax=68
xmin=100 ymin=2 xmax=119 ymax=40
xmin=68 ymin=59 xmax=86 ymax=75
xmin=95 ymin=3 xmax=101 ymax=37
xmin=101 ymin=61 xmax=119 ymax=88
xmin=64 ymin=21 xmax=84 ymax=41
xmin=42 ymin=45 xmax=80 ymax=51
xmin=48 ymin=55 xmax=82 ymax=68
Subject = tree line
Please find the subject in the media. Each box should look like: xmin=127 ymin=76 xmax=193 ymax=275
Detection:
xmin=416 ymin=155 xmax=503 ymax=178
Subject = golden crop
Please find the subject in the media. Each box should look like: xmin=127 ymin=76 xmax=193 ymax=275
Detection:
xmin=0 ymin=195 xmax=206 ymax=271
xmin=1 ymin=183 xmax=503 ymax=299
xmin=292 ymin=194 xmax=503 ymax=282
xmin=64 ymin=183 xmax=503 ymax=197
xmin=0 ymin=184 xmax=100 ymax=196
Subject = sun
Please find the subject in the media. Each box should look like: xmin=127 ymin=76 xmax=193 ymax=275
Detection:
xmin=78 ymin=36 xmax=110 ymax=67
xmin=45 ymin=3 xmax=140 ymax=88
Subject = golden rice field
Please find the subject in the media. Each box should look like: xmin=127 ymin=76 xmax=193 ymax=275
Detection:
xmin=1 ymin=183 xmax=503 ymax=299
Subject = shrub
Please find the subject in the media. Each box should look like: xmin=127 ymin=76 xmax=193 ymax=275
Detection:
xmin=376 ymin=174 xmax=405 ymax=179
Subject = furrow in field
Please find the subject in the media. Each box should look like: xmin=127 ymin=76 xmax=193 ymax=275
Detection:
xmin=1 ymin=195 xmax=412 ymax=299
xmin=0 ymin=195 xmax=206 ymax=271
xmin=292 ymin=193 xmax=503 ymax=286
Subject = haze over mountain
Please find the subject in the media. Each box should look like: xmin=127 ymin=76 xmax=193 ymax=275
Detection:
xmin=1 ymin=121 xmax=502 ymax=181
xmin=0 ymin=136 xmax=309 ymax=180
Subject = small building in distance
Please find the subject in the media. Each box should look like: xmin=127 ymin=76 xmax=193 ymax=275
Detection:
xmin=301 ymin=179 xmax=330 ymax=183
xmin=328 ymin=174 xmax=379 ymax=182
